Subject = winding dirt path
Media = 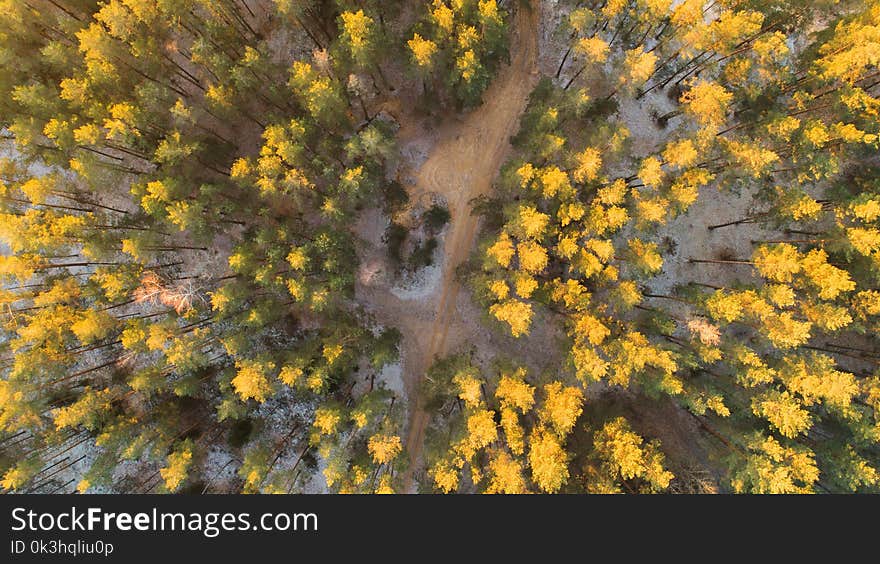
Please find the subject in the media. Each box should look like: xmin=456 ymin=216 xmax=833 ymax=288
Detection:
xmin=396 ymin=1 xmax=541 ymax=491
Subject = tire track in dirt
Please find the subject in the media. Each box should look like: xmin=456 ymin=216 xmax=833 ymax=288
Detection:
xmin=399 ymin=1 xmax=540 ymax=492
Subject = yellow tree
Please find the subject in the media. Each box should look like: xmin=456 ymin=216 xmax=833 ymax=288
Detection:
xmin=729 ymin=433 xmax=819 ymax=494
xmin=680 ymin=80 xmax=733 ymax=129
xmin=338 ymin=10 xmax=380 ymax=71
xmin=160 ymin=440 xmax=195 ymax=493
xmin=586 ymin=417 xmax=673 ymax=493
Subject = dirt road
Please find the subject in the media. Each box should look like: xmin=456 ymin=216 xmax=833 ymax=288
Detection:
xmin=390 ymin=1 xmax=541 ymax=491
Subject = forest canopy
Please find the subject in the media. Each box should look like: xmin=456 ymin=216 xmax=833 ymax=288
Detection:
xmin=1 ymin=0 xmax=879 ymax=494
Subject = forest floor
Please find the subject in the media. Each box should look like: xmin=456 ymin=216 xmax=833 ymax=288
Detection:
xmin=355 ymin=1 xmax=541 ymax=491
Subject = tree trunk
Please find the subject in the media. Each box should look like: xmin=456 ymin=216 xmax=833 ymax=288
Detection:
xmin=688 ymin=258 xmax=752 ymax=265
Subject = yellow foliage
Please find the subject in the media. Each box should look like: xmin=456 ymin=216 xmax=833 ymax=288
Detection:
xmin=19 ymin=176 xmax=59 ymax=206
xmin=611 ymin=280 xmax=642 ymax=311
xmin=767 ymin=116 xmax=801 ymax=139
xmin=638 ymin=156 xmax=665 ymax=187
xmin=635 ymin=196 xmax=669 ymax=226
xmin=500 ymin=407 xmax=525 ymax=455
xmin=54 ymin=387 xmax=113 ymax=430
xmin=800 ymin=249 xmax=855 ymax=300
xmin=601 ymin=0 xmax=627 ymax=18
xmin=621 ymin=48 xmax=657 ymax=86
xmin=572 ymin=147 xmax=603 ymax=183
xmin=70 ymin=309 xmax=115 ymax=345
xmin=574 ymin=248 xmax=603 ymax=279
xmin=627 ymin=239 xmax=663 ymax=275
xmin=120 ymin=322 xmax=146 ymax=352
xmin=306 ymin=367 xmax=327 ymax=392
xmin=495 ymin=369 xmax=535 ymax=413
xmin=591 ymin=417 xmax=674 ymax=491
xmin=478 ymin=0 xmax=502 ymax=27
xmin=160 ymin=443 xmax=194 ymax=492
xmin=323 ymin=343 xmax=344 ymax=365
xmin=484 ymin=450 xmax=528 ymax=494
xmin=539 ymin=166 xmax=572 ymax=199
xmin=851 ymin=198 xmax=880 ymax=222
xmin=517 ymin=240 xmax=548 ymax=273
xmin=73 ymin=123 xmax=103 ymax=145
xmin=430 ymin=457 xmax=460 ymax=493
xmin=464 ymin=409 xmax=499 ymax=454
xmin=726 ymin=139 xmax=779 ymax=177
xmin=457 ymin=25 xmax=479 ymax=51
xmin=490 ymin=299 xmax=533 ymax=337
xmin=573 ymin=313 xmax=610 ymax=346
xmin=431 ymin=0 xmax=454 ymax=35
xmin=785 ymin=195 xmax=823 ymax=221
xmin=557 ymin=202 xmax=586 ymax=227
xmin=514 ymin=205 xmax=550 ymax=239
xmin=764 ymin=284 xmax=796 ymax=307
xmin=761 ymin=312 xmax=812 ymax=349
xmin=571 ymin=343 xmax=609 ymax=384
xmin=732 ymin=346 xmax=776 ymax=387
xmin=487 ymin=232 xmax=515 ymax=267
xmin=528 ymin=428 xmax=569 ymax=493
xmin=730 ymin=433 xmax=818 ymax=494
xmin=408 ymin=33 xmax=438 ymax=68
xmin=232 ymin=359 xmax=275 ymax=403
xmin=606 ymin=331 xmax=678 ymax=388
xmin=753 ymin=243 xmax=801 ymax=283
xmin=456 ymin=49 xmax=480 ymax=82
xmin=670 ymin=181 xmax=699 ymax=210
xmin=681 ymin=80 xmax=733 ymax=127
xmin=488 ymin=278 xmax=509 ymax=300
xmin=376 ymin=475 xmax=395 ymax=494
xmin=279 ymin=365 xmax=304 ymax=387
xmin=597 ymin=179 xmax=628 ymax=205
xmin=575 ymin=36 xmax=609 ymax=63
xmin=584 ymin=239 xmax=614 ymax=263
xmin=454 ymin=370 xmax=484 ymax=408
xmin=778 ymin=353 xmax=859 ymax=412
xmin=663 ymin=138 xmax=699 ymax=168
xmin=287 ymin=278 xmax=305 ymax=301
xmin=514 ymin=273 xmax=538 ymax=298
xmin=287 ymin=247 xmax=308 ymax=270
xmin=539 ymin=382 xmax=584 ymax=436
xmin=146 ymin=323 xmax=172 ymax=351
xmin=312 ymin=406 xmax=342 ymax=437
xmin=340 ymin=10 xmax=373 ymax=53
xmin=847 ymin=227 xmax=880 ymax=256
xmin=803 ymin=121 xmax=830 ymax=147
xmin=801 ymin=302 xmax=852 ymax=331
xmin=852 ymin=290 xmax=880 ymax=319
xmin=751 ymin=390 xmax=812 ymax=438
xmin=671 ymin=0 xmax=704 ymax=28
xmin=516 ymin=162 xmax=536 ymax=187
xmin=367 ymin=434 xmax=403 ymax=464
xmin=548 ymin=278 xmax=590 ymax=311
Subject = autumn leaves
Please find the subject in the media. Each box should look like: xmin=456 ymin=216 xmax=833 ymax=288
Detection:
xmin=455 ymin=0 xmax=880 ymax=493
xmin=0 ymin=0 xmax=879 ymax=495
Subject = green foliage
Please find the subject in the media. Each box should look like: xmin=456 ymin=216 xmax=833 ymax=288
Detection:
xmin=423 ymin=203 xmax=451 ymax=233
xmin=1 ymin=0 xmax=879 ymax=496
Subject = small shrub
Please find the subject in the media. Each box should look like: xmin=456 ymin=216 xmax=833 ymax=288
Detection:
xmin=382 ymin=181 xmax=409 ymax=214
xmin=408 ymin=237 xmax=438 ymax=270
xmin=423 ymin=204 xmax=451 ymax=233
xmin=384 ymin=222 xmax=408 ymax=263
